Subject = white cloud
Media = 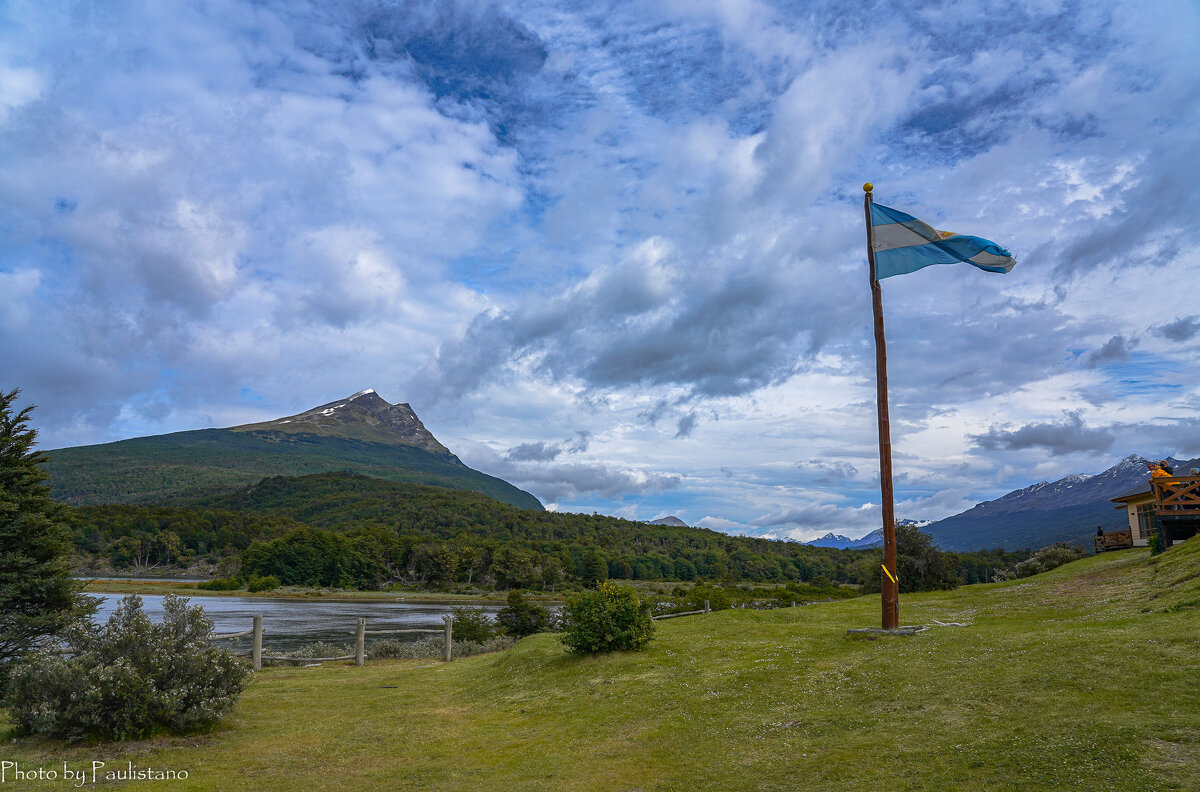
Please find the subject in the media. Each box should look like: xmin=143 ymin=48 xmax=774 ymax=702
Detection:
xmin=3 ymin=0 xmax=1199 ymax=545
xmin=0 ymin=65 xmax=42 ymax=122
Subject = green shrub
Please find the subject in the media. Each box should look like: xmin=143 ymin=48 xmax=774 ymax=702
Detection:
xmin=683 ymin=584 xmax=732 ymax=611
xmin=495 ymin=590 xmax=553 ymax=638
xmin=995 ymin=542 xmax=1086 ymax=580
xmin=449 ymin=606 xmax=497 ymax=643
xmin=198 ymin=576 xmax=242 ymax=591
xmin=5 ymin=594 xmax=250 ymax=741
xmin=771 ymin=581 xmax=844 ymax=607
xmin=247 ymin=575 xmax=280 ymax=593
xmin=561 ymin=581 xmax=654 ymax=654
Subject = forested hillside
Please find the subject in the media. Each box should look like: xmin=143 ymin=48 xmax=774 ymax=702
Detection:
xmin=46 ymin=429 xmax=542 ymax=510
xmin=70 ymin=472 xmax=864 ymax=589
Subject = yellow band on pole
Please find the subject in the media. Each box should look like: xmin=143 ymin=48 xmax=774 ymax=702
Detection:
xmin=881 ymin=564 xmax=896 ymax=584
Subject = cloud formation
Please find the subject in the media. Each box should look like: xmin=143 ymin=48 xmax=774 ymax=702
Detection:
xmin=3 ymin=0 xmax=1199 ymax=540
xmin=1152 ymin=316 xmax=1199 ymax=343
xmin=971 ymin=413 xmax=1115 ymax=456
xmin=1088 ymin=336 xmax=1136 ymax=368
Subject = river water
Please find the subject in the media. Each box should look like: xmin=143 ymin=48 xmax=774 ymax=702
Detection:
xmin=90 ymin=593 xmax=503 ymax=653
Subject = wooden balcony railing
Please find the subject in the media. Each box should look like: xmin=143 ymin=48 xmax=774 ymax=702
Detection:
xmin=1094 ymin=529 xmax=1134 ymax=552
xmin=1151 ymin=476 xmax=1200 ymax=516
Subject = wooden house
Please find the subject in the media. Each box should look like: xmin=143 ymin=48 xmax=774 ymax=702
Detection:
xmin=1108 ymin=474 xmax=1200 ymax=552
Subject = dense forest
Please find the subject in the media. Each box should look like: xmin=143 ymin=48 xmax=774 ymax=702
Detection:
xmin=67 ymin=472 xmax=1034 ymax=592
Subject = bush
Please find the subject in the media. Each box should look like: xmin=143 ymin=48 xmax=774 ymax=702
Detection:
xmin=996 ymin=542 xmax=1086 ymax=580
xmin=495 ymin=590 xmax=553 ymax=638
xmin=650 ymin=583 xmax=735 ymax=616
xmin=247 ymin=575 xmax=280 ymax=593
xmin=771 ymin=581 xmax=843 ymax=607
xmin=561 ymin=581 xmax=654 ymax=654
xmin=684 ymin=584 xmax=732 ymax=611
xmin=6 ymin=594 xmax=250 ymax=741
xmin=198 ymin=576 xmax=242 ymax=591
xmin=449 ymin=606 xmax=497 ymax=643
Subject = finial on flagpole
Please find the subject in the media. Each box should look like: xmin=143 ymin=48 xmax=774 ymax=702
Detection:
xmin=863 ymin=182 xmax=873 ymax=192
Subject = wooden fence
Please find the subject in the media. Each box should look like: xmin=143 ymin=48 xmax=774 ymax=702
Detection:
xmin=210 ymin=614 xmax=454 ymax=672
xmin=59 ymin=596 xmax=833 ymax=667
xmin=651 ymin=600 xmax=711 ymax=620
xmin=1094 ymin=529 xmax=1134 ymax=552
xmin=221 ymin=598 xmax=808 ymax=669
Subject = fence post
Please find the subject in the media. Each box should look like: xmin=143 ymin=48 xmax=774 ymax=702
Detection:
xmin=443 ymin=615 xmax=453 ymax=662
xmin=704 ymin=599 xmax=710 ymax=614
xmin=252 ymin=614 xmax=263 ymax=672
xmin=356 ymin=617 xmax=366 ymax=666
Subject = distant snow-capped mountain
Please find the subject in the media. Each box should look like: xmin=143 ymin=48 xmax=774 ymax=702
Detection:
xmin=803 ymin=519 xmax=931 ymax=549
xmin=804 ymin=528 xmax=885 ymax=549
xmin=923 ymin=454 xmax=1199 ymax=551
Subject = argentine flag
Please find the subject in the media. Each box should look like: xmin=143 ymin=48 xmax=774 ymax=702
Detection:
xmin=870 ymin=202 xmax=1015 ymax=280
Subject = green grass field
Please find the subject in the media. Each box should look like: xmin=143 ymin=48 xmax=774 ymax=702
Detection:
xmin=6 ymin=540 xmax=1200 ymax=791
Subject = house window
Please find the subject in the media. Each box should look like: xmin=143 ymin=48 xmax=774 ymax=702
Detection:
xmin=1135 ymin=503 xmax=1157 ymax=539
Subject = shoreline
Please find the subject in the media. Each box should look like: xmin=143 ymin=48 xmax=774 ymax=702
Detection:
xmin=81 ymin=578 xmax=565 ymax=605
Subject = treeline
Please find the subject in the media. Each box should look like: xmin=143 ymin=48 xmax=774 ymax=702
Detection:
xmin=69 ymin=473 xmax=867 ymax=588
xmin=848 ymin=525 xmax=1035 ymax=593
xmin=71 ymin=505 xmax=304 ymax=569
xmin=67 ymin=472 xmax=1035 ymax=592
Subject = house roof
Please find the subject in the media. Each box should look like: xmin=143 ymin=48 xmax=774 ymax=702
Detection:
xmin=1111 ymin=484 xmax=1153 ymax=504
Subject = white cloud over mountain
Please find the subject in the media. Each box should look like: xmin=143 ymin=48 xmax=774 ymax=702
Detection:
xmin=2 ymin=0 xmax=1198 ymax=541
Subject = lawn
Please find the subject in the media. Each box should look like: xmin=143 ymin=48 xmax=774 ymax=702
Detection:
xmin=6 ymin=540 xmax=1200 ymax=791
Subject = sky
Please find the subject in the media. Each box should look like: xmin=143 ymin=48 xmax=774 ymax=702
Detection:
xmin=3 ymin=0 xmax=1199 ymax=542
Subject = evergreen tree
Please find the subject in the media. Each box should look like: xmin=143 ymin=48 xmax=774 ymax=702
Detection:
xmin=0 ymin=389 xmax=94 ymax=692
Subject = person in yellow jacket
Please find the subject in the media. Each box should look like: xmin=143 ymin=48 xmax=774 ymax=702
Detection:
xmin=1150 ymin=462 xmax=1178 ymax=517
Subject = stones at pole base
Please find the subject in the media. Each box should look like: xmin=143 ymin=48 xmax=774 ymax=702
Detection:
xmin=846 ymin=625 xmax=929 ymax=637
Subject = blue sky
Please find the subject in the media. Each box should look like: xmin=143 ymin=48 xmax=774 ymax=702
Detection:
xmin=2 ymin=0 xmax=1198 ymax=540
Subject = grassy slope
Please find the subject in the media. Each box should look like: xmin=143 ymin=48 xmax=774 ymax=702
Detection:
xmin=7 ymin=540 xmax=1200 ymax=791
xmin=44 ymin=429 xmax=543 ymax=511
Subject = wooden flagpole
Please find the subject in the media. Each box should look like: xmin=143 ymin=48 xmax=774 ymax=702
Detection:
xmin=863 ymin=183 xmax=899 ymax=630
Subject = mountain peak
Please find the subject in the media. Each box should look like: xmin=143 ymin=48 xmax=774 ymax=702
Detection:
xmin=804 ymin=528 xmax=884 ymax=549
xmin=923 ymin=452 xmax=1200 ymax=551
xmin=1113 ymin=454 xmax=1150 ymax=472
xmin=234 ymin=390 xmax=453 ymax=456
